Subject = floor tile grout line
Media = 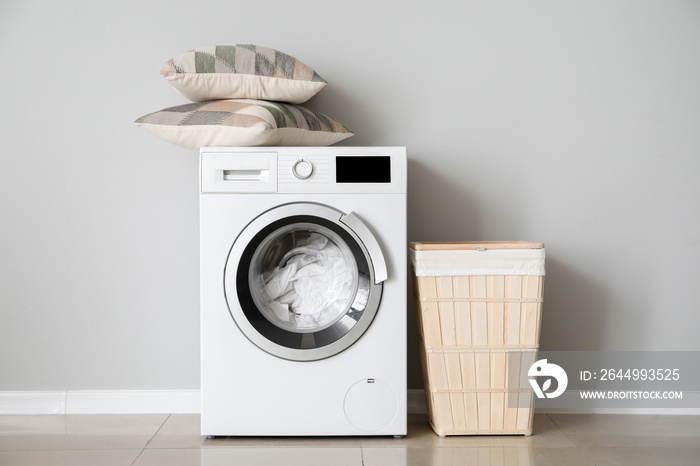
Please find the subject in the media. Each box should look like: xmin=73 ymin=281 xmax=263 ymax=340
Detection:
xmin=129 ymin=413 xmax=171 ymax=465
xmin=545 ymin=413 xmax=574 ymax=444
xmin=545 ymin=413 xmax=598 ymax=465
xmin=145 ymin=413 xmax=171 ymax=447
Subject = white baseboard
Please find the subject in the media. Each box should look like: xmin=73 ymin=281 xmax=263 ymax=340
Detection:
xmin=0 ymin=390 xmax=200 ymax=415
xmin=533 ymin=390 xmax=700 ymax=415
xmin=0 ymin=392 xmax=66 ymax=415
xmin=412 ymin=389 xmax=700 ymax=415
xmin=66 ymin=390 xmax=201 ymax=414
xmin=2 ymin=389 xmax=698 ymax=415
xmin=535 ymin=407 xmax=700 ymax=414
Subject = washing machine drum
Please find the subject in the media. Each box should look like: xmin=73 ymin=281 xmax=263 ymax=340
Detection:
xmin=224 ymin=203 xmax=387 ymax=361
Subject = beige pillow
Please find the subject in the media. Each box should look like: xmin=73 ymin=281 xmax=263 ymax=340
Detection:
xmin=159 ymin=45 xmax=327 ymax=104
xmin=134 ymin=99 xmax=353 ymax=149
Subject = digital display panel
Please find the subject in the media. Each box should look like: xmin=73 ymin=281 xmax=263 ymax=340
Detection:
xmin=336 ymin=156 xmax=391 ymax=183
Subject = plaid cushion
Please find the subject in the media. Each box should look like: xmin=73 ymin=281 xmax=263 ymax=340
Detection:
xmin=134 ymin=100 xmax=353 ymax=149
xmin=159 ymin=45 xmax=327 ymax=104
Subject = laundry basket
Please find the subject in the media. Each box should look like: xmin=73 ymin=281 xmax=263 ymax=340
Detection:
xmin=410 ymin=242 xmax=545 ymax=436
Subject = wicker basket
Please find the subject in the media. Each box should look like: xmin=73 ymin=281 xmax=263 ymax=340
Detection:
xmin=410 ymin=242 xmax=545 ymax=436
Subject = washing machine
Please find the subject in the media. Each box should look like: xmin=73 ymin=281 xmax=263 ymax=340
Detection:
xmin=200 ymin=146 xmax=407 ymax=437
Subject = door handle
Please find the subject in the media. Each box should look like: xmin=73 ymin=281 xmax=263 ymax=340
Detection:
xmin=340 ymin=212 xmax=388 ymax=284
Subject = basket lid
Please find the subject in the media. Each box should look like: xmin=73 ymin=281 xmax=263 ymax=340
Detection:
xmin=410 ymin=241 xmax=544 ymax=251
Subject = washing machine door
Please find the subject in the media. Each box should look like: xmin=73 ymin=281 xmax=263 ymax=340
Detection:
xmin=224 ymin=202 xmax=388 ymax=361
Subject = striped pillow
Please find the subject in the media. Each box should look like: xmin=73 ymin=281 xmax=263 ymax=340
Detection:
xmin=134 ymin=100 xmax=353 ymax=149
xmin=159 ymin=45 xmax=327 ymax=104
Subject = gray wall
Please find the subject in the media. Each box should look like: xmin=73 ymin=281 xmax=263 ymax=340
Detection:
xmin=1 ymin=0 xmax=698 ymax=392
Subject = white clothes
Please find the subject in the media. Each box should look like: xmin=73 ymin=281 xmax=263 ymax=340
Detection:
xmin=262 ymin=233 xmax=356 ymax=329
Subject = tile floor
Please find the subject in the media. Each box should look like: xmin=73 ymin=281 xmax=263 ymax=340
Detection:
xmin=1 ymin=413 xmax=699 ymax=465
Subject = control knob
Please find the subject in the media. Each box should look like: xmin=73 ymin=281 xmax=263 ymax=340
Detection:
xmin=292 ymin=159 xmax=313 ymax=180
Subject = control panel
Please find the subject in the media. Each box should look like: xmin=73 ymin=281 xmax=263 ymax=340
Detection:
xmin=200 ymin=147 xmax=406 ymax=194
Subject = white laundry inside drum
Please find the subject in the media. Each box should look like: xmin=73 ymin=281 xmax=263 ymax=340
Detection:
xmin=249 ymin=223 xmax=359 ymax=332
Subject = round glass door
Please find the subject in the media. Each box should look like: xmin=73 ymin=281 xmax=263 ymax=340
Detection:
xmin=224 ymin=203 xmax=385 ymax=361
